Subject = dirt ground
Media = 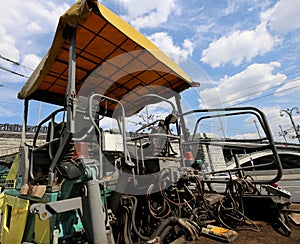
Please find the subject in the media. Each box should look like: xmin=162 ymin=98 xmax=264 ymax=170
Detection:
xmin=189 ymin=203 xmax=300 ymax=244
xmin=190 ymin=223 xmax=300 ymax=244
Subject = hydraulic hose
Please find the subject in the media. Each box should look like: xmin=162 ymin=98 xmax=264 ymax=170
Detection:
xmin=150 ymin=217 xmax=178 ymax=240
xmin=129 ymin=196 xmax=151 ymax=241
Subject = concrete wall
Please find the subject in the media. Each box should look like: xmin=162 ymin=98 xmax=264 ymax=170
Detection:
xmin=0 ymin=133 xmax=46 ymax=158
xmin=192 ymin=133 xmax=227 ymax=172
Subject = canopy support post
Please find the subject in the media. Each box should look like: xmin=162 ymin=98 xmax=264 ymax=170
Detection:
xmin=48 ymin=27 xmax=77 ymax=184
xmin=66 ymin=26 xmax=77 ymax=134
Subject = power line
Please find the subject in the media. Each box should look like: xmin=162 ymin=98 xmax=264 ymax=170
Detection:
xmin=223 ymin=77 xmax=300 ymax=105
xmin=0 ymin=65 xmax=29 ymax=78
xmin=201 ymin=70 xmax=300 ymax=106
xmin=207 ymin=77 xmax=300 ymax=107
xmin=0 ymin=54 xmax=34 ymax=71
xmin=223 ymin=70 xmax=300 ymax=100
xmin=234 ymin=82 xmax=300 ymax=106
xmin=0 ymin=84 xmax=16 ymax=90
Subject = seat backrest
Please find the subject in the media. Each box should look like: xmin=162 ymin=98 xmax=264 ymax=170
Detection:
xmin=102 ymin=132 xmax=124 ymax=152
xmin=46 ymin=122 xmax=66 ymax=142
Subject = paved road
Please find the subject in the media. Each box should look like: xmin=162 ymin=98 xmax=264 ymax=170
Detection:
xmin=279 ymin=179 xmax=300 ymax=202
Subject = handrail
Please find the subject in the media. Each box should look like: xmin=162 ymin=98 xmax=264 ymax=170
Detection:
xmin=30 ymin=108 xmax=65 ymax=181
xmin=32 ymin=108 xmax=65 ymax=148
xmin=181 ymin=106 xmax=283 ymax=184
xmin=88 ymin=93 xmax=134 ymax=178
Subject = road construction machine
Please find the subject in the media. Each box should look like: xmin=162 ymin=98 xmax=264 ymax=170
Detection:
xmin=0 ymin=0 xmax=288 ymax=243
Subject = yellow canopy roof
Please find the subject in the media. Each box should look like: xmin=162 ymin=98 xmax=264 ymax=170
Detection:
xmin=18 ymin=0 xmax=197 ymax=115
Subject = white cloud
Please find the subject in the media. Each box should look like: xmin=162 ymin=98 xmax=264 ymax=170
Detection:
xmin=261 ymin=0 xmax=300 ymax=33
xmin=243 ymin=105 xmax=280 ymax=140
xmin=147 ymin=32 xmax=194 ymax=63
xmin=0 ymin=1 xmax=71 ymax=84
xmin=26 ymin=21 xmax=42 ymax=33
xmin=0 ymin=1 xmax=71 ymax=56
xmin=260 ymin=105 xmax=300 ymax=142
xmin=0 ymin=88 xmax=19 ymax=101
xmin=233 ymin=133 xmax=258 ymax=140
xmin=223 ymin=0 xmax=239 ymax=16
xmin=235 ymin=105 xmax=300 ymax=142
xmin=0 ymin=1 xmax=70 ymax=37
xmin=275 ymin=77 xmax=300 ymax=96
xmin=200 ymin=62 xmax=286 ymax=107
xmin=0 ymin=26 xmax=19 ymax=64
xmin=22 ymin=54 xmax=41 ymax=71
xmin=0 ymin=87 xmax=21 ymax=120
xmin=113 ymin=0 xmax=178 ymax=29
xmin=201 ymin=23 xmax=279 ymax=67
xmin=0 ymin=106 xmax=16 ymax=117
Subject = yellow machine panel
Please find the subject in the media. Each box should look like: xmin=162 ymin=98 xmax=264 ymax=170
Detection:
xmin=33 ymin=215 xmax=50 ymax=244
xmin=0 ymin=195 xmax=29 ymax=243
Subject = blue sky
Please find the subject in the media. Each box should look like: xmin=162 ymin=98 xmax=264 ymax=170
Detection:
xmin=0 ymin=0 xmax=299 ymax=142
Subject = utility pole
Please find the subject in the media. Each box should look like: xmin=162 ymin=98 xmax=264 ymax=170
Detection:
xmin=279 ymin=107 xmax=300 ymax=143
xmin=253 ymin=120 xmax=262 ymax=139
xmin=279 ymin=125 xmax=288 ymax=145
xmin=36 ymin=102 xmax=42 ymax=126
xmin=218 ymin=115 xmax=226 ymax=139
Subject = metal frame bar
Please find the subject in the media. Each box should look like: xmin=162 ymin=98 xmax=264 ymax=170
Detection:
xmin=181 ymin=107 xmax=283 ymax=184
